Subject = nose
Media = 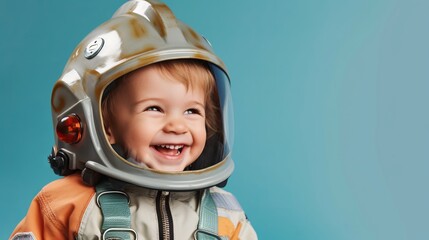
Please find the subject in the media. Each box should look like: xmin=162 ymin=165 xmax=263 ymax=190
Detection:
xmin=163 ymin=115 xmax=188 ymax=134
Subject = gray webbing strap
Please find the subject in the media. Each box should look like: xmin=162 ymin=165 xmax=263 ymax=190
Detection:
xmin=96 ymin=180 xmax=137 ymax=240
xmin=194 ymin=189 xmax=222 ymax=240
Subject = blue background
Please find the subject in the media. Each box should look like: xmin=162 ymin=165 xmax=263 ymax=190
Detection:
xmin=1 ymin=0 xmax=429 ymax=239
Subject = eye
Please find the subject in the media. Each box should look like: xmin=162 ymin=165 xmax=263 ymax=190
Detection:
xmin=185 ymin=108 xmax=202 ymax=115
xmin=144 ymin=106 xmax=162 ymax=112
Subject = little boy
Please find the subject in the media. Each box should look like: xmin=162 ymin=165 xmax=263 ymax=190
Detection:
xmin=10 ymin=0 xmax=257 ymax=239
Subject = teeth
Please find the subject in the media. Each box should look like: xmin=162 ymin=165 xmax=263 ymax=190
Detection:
xmin=158 ymin=144 xmax=184 ymax=149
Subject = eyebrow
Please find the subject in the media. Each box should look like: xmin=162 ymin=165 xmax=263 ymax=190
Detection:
xmin=188 ymin=100 xmax=205 ymax=108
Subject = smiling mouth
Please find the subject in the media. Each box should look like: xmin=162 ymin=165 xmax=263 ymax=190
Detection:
xmin=154 ymin=144 xmax=184 ymax=156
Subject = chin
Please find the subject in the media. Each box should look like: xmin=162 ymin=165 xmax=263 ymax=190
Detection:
xmin=143 ymin=160 xmax=185 ymax=172
xmin=154 ymin=164 xmax=187 ymax=172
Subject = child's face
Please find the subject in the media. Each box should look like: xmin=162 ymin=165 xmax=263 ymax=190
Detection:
xmin=105 ymin=66 xmax=207 ymax=171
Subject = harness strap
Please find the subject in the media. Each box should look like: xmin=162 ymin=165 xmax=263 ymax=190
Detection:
xmin=96 ymin=182 xmax=223 ymax=240
xmin=96 ymin=180 xmax=137 ymax=240
xmin=194 ymin=189 xmax=223 ymax=240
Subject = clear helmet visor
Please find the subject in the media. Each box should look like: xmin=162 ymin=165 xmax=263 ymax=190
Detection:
xmin=99 ymin=60 xmax=234 ymax=188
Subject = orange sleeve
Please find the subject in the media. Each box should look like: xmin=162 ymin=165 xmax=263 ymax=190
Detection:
xmin=10 ymin=174 xmax=95 ymax=240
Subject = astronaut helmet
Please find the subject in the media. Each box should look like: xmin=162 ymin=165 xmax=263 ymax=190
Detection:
xmin=49 ymin=0 xmax=234 ymax=191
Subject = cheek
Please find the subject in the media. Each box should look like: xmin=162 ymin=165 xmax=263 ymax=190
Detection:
xmin=121 ymin=120 xmax=152 ymax=143
xmin=197 ymin=122 xmax=207 ymax=142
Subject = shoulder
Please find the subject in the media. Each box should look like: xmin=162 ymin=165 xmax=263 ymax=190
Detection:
xmin=38 ymin=174 xmax=95 ymax=235
xmin=39 ymin=173 xmax=95 ymax=214
xmin=209 ymin=187 xmax=247 ymax=224
xmin=39 ymin=174 xmax=94 ymax=202
xmin=209 ymin=187 xmax=258 ymax=239
xmin=11 ymin=174 xmax=96 ymax=239
xmin=209 ymin=187 xmax=243 ymax=212
xmin=42 ymin=173 xmax=91 ymax=191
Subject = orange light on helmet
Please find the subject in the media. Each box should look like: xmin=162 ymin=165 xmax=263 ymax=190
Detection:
xmin=56 ymin=114 xmax=83 ymax=144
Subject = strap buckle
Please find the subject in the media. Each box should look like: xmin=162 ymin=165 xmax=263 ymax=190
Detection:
xmin=96 ymin=190 xmax=130 ymax=207
xmin=102 ymin=227 xmax=138 ymax=240
xmin=193 ymin=229 xmax=222 ymax=240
